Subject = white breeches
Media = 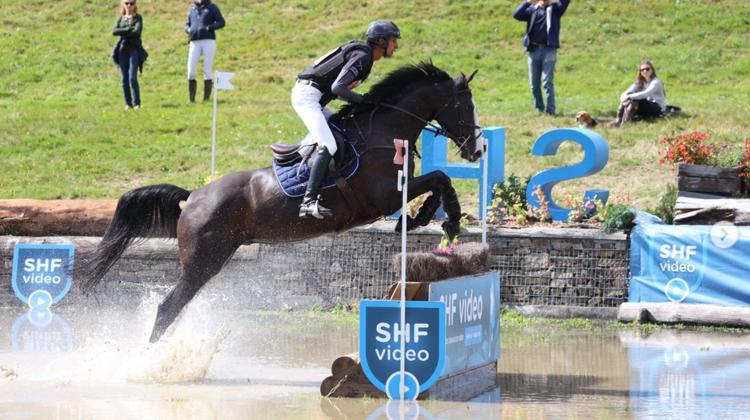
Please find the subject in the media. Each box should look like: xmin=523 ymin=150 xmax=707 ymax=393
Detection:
xmin=187 ymin=39 xmax=216 ymax=80
xmin=291 ymin=82 xmax=337 ymax=155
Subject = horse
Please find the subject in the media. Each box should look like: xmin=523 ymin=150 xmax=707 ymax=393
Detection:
xmin=76 ymin=61 xmax=485 ymax=343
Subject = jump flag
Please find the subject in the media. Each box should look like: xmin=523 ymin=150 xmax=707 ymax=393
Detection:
xmin=215 ymin=71 xmax=235 ymax=90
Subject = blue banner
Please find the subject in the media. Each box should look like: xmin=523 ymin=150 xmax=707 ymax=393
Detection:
xmin=428 ymin=272 xmax=501 ymax=376
xmin=630 ymin=224 xmax=750 ymax=305
xmin=359 ymin=300 xmax=445 ymax=399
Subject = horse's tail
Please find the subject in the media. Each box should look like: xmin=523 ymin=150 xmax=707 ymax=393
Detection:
xmin=77 ymin=184 xmax=191 ymax=293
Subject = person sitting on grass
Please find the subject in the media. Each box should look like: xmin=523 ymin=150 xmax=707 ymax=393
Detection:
xmin=609 ymin=60 xmax=666 ymax=128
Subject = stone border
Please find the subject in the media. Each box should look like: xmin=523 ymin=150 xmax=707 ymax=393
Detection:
xmin=1 ymin=222 xmax=630 ymax=311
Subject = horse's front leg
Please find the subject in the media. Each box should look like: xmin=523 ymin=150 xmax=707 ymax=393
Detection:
xmin=395 ymin=171 xmax=461 ymax=241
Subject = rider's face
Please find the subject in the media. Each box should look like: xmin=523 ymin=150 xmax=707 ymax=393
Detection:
xmin=384 ymin=37 xmax=398 ymax=58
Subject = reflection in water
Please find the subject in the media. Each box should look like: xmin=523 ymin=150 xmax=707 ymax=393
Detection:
xmin=624 ymin=330 xmax=750 ymax=419
xmin=5 ymin=304 xmax=750 ymax=419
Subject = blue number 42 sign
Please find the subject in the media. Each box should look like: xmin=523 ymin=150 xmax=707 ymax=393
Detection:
xmin=12 ymin=244 xmax=75 ymax=307
xmin=360 ymin=300 xmax=445 ymax=400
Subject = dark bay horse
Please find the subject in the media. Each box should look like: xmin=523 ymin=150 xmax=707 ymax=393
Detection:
xmin=77 ymin=62 xmax=485 ymax=342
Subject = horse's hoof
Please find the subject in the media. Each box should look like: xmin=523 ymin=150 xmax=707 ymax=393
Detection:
xmin=441 ymin=220 xmax=460 ymax=241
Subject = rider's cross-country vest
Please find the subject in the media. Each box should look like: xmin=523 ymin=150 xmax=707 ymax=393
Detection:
xmin=297 ymin=41 xmax=374 ymax=105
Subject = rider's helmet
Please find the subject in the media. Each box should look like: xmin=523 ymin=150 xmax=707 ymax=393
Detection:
xmin=365 ymin=20 xmax=401 ymax=45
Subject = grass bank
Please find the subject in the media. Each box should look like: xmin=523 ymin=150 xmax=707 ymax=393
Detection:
xmin=1 ymin=0 xmax=748 ymax=212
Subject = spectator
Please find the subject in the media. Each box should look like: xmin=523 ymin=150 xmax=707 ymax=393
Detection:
xmin=512 ymin=0 xmax=571 ymax=115
xmin=112 ymin=0 xmax=147 ymax=110
xmin=185 ymin=0 xmax=225 ymax=102
xmin=609 ymin=60 xmax=666 ymax=127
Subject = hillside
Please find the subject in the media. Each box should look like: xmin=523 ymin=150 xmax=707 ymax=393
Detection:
xmin=1 ymin=0 xmax=749 ymax=213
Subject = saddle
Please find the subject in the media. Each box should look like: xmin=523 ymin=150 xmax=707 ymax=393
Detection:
xmin=270 ymin=122 xmax=360 ymax=198
xmin=271 ymin=123 xmax=349 ymax=168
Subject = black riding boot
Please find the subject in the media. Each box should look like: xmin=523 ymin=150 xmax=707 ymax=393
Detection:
xmin=204 ymin=79 xmax=213 ymax=102
xmin=299 ymin=146 xmax=333 ymax=219
xmin=188 ymin=80 xmax=197 ymax=103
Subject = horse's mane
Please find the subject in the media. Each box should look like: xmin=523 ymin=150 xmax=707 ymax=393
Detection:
xmin=332 ymin=61 xmax=451 ymax=121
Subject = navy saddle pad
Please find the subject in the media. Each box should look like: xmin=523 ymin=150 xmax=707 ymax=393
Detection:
xmin=272 ymin=141 xmax=360 ymax=198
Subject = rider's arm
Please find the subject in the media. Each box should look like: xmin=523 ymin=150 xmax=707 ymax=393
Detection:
xmin=330 ymin=51 xmax=369 ymax=104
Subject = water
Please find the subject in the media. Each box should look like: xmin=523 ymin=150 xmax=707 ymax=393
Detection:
xmin=2 ymin=301 xmax=750 ymax=419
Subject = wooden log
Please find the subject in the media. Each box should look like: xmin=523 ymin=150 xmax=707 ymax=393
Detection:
xmin=619 ymin=302 xmax=750 ymax=328
xmin=677 ymin=163 xmax=743 ymax=197
xmin=0 ymin=199 xmax=117 ymax=236
xmin=674 ymin=192 xmax=750 ymax=225
xmin=320 ymin=371 xmax=385 ymax=398
xmin=331 ymin=352 xmax=361 ymax=376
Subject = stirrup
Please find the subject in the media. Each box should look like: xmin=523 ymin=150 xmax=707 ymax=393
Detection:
xmin=299 ymin=198 xmax=332 ymax=219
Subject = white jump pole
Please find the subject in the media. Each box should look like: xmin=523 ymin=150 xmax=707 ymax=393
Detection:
xmin=398 ymin=139 xmax=409 ymax=401
xmin=481 ymin=137 xmax=489 ymax=245
xmin=210 ymin=73 xmax=219 ymax=180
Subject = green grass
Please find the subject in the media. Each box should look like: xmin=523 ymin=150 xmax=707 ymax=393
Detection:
xmin=1 ymin=0 xmax=749 ymax=211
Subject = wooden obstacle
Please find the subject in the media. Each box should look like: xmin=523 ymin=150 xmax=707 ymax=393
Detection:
xmin=674 ymin=191 xmax=750 ymax=225
xmin=677 ymin=163 xmax=743 ymax=198
xmin=320 ymin=242 xmax=498 ymax=400
xmin=619 ymin=302 xmax=750 ymax=328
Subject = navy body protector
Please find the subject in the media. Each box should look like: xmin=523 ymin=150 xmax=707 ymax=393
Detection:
xmin=297 ymin=41 xmax=374 ymax=105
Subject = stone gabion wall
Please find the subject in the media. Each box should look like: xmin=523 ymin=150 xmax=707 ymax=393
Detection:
xmin=0 ymin=222 xmax=629 ymax=309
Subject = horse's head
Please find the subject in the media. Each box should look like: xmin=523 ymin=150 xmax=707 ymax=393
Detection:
xmin=433 ymin=70 xmax=485 ymax=162
xmin=333 ymin=62 xmax=485 ymax=162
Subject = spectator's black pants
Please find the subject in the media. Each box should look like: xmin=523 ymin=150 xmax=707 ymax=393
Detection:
xmin=634 ymin=100 xmax=663 ymax=119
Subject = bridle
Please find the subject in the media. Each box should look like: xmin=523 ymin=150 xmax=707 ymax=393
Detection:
xmin=373 ymin=88 xmax=482 ymax=156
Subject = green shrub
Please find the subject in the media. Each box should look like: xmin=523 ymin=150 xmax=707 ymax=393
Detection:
xmin=601 ymin=204 xmax=636 ymax=233
xmin=649 ymin=184 xmax=677 ymax=224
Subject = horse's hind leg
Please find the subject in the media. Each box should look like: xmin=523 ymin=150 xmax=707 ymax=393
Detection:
xmin=149 ymin=240 xmax=239 ymax=343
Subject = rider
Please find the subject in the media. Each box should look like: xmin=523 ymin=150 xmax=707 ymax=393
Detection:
xmin=293 ymin=19 xmax=400 ymax=219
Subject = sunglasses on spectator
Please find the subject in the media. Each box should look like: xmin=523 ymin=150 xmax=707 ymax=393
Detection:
xmin=640 ymin=67 xmax=652 ymax=72
xmin=124 ymin=2 xmax=135 ymax=5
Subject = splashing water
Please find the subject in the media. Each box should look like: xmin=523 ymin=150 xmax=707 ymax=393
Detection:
xmin=5 ymin=290 xmax=231 ymax=385
xmin=126 ymin=325 xmax=230 ymax=384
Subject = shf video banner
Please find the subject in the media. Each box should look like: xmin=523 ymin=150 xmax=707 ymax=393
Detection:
xmin=630 ymin=224 xmax=750 ymax=305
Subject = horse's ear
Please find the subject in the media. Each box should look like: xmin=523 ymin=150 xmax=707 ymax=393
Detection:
xmin=456 ymin=72 xmax=468 ymax=89
xmin=467 ymin=69 xmax=478 ymax=84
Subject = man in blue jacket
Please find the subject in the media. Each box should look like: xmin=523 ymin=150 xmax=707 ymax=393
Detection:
xmin=185 ymin=0 xmax=225 ymax=102
xmin=513 ymin=0 xmax=570 ymax=115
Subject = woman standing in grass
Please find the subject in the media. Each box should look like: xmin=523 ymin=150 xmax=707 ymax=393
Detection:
xmin=609 ymin=60 xmax=666 ymax=127
xmin=112 ymin=0 xmax=147 ymax=110
xmin=185 ymin=0 xmax=225 ymax=103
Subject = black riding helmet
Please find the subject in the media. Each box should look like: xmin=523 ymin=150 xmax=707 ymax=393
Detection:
xmin=365 ymin=20 xmax=401 ymax=45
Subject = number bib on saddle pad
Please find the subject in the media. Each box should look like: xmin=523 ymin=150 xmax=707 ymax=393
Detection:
xmin=272 ymin=141 xmax=360 ymax=198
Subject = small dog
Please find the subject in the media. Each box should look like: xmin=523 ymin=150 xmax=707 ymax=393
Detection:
xmin=575 ymin=111 xmax=598 ymax=129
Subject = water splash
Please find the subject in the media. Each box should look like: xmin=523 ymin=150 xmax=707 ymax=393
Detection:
xmin=126 ymin=325 xmax=230 ymax=384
